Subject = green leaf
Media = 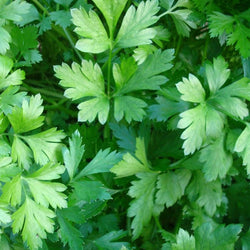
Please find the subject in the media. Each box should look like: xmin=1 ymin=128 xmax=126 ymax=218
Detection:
xmin=156 ymin=169 xmax=191 ymax=207
xmin=63 ymin=130 xmax=85 ymax=180
xmin=0 ymin=86 xmax=27 ymax=114
xmin=50 ymin=10 xmax=71 ymax=28
xmin=94 ymin=230 xmax=130 ymax=250
xmin=8 ymin=94 xmax=44 ymax=133
xmin=71 ymin=7 xmax=110 ymax=53
xmin=195 ymin=222 xmax=242 ymax=250
xmin=241 ymin=229 xmax=250 ymax=250
xmin=176 ymin=74 xmax=205 ymax=103
xmin=133 ymin=45 xmax=157 ymax=65
xmin=0 ymin=234 xmax=10 ymax=250
xmin=0 ymin=55 xmax=25 ymax=90
xmin=234 ymin=124 xmax=250 ymax=174
xmin=187 ymin=172 xmax=223 ymax=216
xmin=149 ymin=96 xmax=188 ymax=122
xmin=78 ymin=96 xmax=110 ymax=124
xmin=115 ymin=0 xmax=160 ymax=48
xmin=116 ymin=49 xmax=174 ymax=95
xmin=92 ymin=0 xmax=128 ymax=34
xmin=0 ymin=156 xmax=21 ymax=182
xmin=23 ymin=128 xmax=66 ymax=165
xmin=109 ymin=123 xmax=136 ymax=153
xmin=0 ymin=27 xmax=11 ymax=54
xmin=70 ymin=180 xmax=111 ymax=204
xmin=76 ymin=149 xmax=121 ymax=178
xmin=111 ymin=138 xmax=151 ymax=178
xmin=12 ymin=197 xmax=55 ymax=250
xmin=172 ymin=229 xmax=195 ymax=250
xmin=128 ymin=172 xmax=158 ymax=239
xmin=57 ymin=211 xmax=83 ymax=250
xmin=205 ymin=57 xmax=230 ymax=94
xmin=114 ymin=96 xmax=147 ymax=123
xmin=200 ymin=136 xmax=233 ymax=181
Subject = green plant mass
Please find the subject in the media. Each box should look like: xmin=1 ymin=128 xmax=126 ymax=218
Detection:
xmin=0 ymin=0 xmax=250 ymax=249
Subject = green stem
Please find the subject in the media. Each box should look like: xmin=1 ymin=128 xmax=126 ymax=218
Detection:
xmin=107 ymin=48 xmax=113 ymax=98
xmin=63 ymin=27 xmax=83 ymax=61
xmin=31 ymin=0 xmax=49 ymax=15
xmin=154 ymin=216 xmax=163 ymax=231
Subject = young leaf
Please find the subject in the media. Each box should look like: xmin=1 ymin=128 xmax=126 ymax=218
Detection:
xmin=63 ymin=130 xmax=85 ymax=180
xmin=200 ymin=136 xmax=233 ymax=181
xmin=115 ymin=0 xmax=160 ymax=48
xmin=71 ymin=7 xmax=110 ymax=53
xmin=156 ymin=169 xmax=191 ymax=207
xmin=172 ymin=229 xmax=195 ymax=250
xmin=195 ymin=222 xmax=242 ymax=249
xmin=0 ymin=55 xmax=25 ymax=90
xmin=111 ymin=138 xmax=151 ymax=178
xmin=176 ymin=74 xmax=205 ymax=103
xmin=128 ymin=172 xmax=158 ymax=239
xmin=92 ymin=0 xmax=128 ymax=34
xmin=234 ymin=124 xmax=250 ymax=174
xmin=12 ymin=197 xmax=55 ymax=250
xmin=0 ymin=27 xmax=11 ymax=54
xmin=8 ymin=94 xmax=44 ymax=133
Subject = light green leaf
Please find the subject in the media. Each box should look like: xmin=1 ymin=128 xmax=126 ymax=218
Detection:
xmin=114 ymin=96 xmax=147 ymax=123
xmin=0 ymin=156 xmax=21 ymax=182
xmin=28 ymin=162 xmax=65 ymax=180
xmin=25 ymin=178 xmax=67 ymax=209
xmin=8 ymin=94 xmax=44 ymax=133
xmin=57 ymin=211 xmax=83 ymax=250
xmin=0 ymin=203 xmax=12 ymax=225
xmin=0 ymin=27 xmax=11 ymax=54
xmin=12 ymin=197 xmax=55 ymax=250
xmin=111 ymin=138 xmax=151 ymax=178
xmin=54 ymin=60 xmax=105 ymax=100
xmin=195 ymin=222 xmax=242 ymax=250
xmin=71 ymin=7 xmax=110 ymax=53
xmin=0 ymin=175 xmax=22 ymax=207
xmin=115 ymin=0 xmax=160 ymax=48
xmin=133 ymin=44 xmax=157 ymax=65
xmin=200 ymin=136 xmax=233 ymax=181
xmin=234 ymin=124 xmax=250 ymax=174
xmin=92 ymin=0 xmax=128 ymax=34
xmin=23 ymin=128 xmax=66 ymax=165
xmin=117 ymin=49 xmax=174 ymax=95
xmin=78 ymin=96 xmax=110 ymax=124
xmin=156 ymin=169 xmax=191 ymax=207
xmin=177 ymin=105 xmax=206 ymax=155
xmin=128 ymin=172 xmax=158 ymax=239
xmin=0 ymin=0 xmax=31 ymax=22
xmin=11 ymin=135 xmax=32 ymax=170
xmin=172 ymin=229 xmax=195 ymax=250
xmin=0 ymin=55 xmax=25 ymax=90
xmin=63 ymin=130 xmax=85 ymax=180
xmin=176 ymin=74 xmax=205 ymax=103
xmin=0 ymin=86 xmax=27 ymax=115
xmin=76 ymin=149 xmax=121 ymax=178
xmin=205 ymin=57 xmax=230 ymax=94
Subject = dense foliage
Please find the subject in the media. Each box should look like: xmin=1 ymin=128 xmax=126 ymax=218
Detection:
xmin=0 ymin=0 xmax=250 ymax=249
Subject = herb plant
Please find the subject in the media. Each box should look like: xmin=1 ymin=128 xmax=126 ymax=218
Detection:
xmin=0 ymin=0 xmax=249 ymax=249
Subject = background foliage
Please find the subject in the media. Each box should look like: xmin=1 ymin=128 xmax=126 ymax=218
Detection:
xmin=0 ymin=0 xmax=249 ymax=249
